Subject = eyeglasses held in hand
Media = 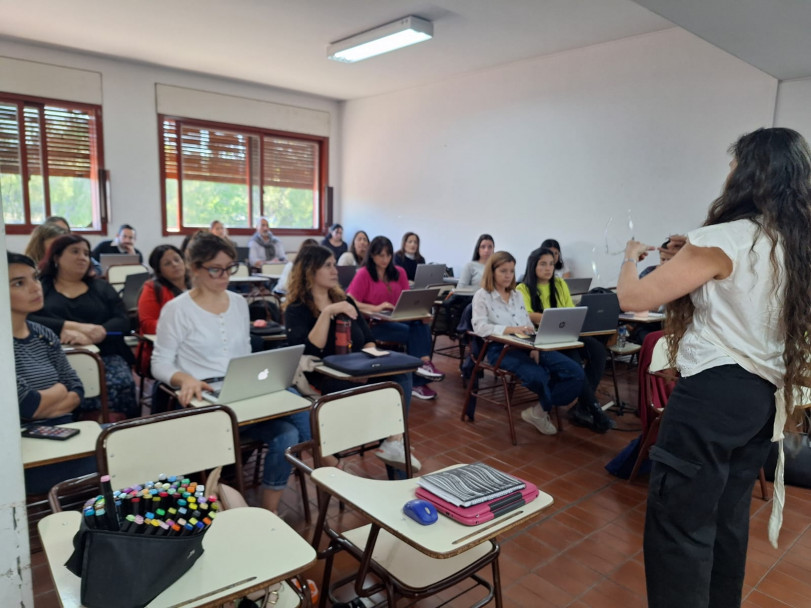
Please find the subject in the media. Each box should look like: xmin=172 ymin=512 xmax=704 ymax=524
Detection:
xmin=201 ymin=263 xmax=240 ymax=278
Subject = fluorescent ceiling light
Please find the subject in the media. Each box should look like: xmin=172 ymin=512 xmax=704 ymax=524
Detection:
xmin=328 ymin=16 xmax=433 ymax=63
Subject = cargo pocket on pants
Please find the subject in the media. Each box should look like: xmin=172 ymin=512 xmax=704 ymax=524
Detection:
xmin=649 ymin=445 xmax=713 ymax=532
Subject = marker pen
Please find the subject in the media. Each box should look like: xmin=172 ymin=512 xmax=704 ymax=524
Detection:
xmin=170 ymin=523 xmax=182 ymax=536
xmin=181 ymin=523 xmax=194 ymax=536
xmin=122 ymin=514 xmax=136 ymax=533
xmin=133 ymin=515 xmax=145 ymax=534
xmin=158 ymin=521 xmax=171 ymax=536
xmin=84 ymin=508 xmax=97 ymax=529
xmin=131 ymin=497 xmax=142 ymax=516
xmin=100 ymin=475 xmax=120 ymax=531
xmin=193 ymin=521 xmax=205 ymax=534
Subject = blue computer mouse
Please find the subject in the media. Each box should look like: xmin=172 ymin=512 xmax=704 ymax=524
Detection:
xmin=403 ymin=499 xmax=438 ymax=525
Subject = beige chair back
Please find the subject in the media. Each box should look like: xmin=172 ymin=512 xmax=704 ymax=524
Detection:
xmin=233 ymin=262 xmax=250 ymax=277
xmin=313 ymin=383 xmax=406 ymax=457
xmin=107 ymin=263 xmax=150 ymax=290
xmin=65 ymin=348 xmax=109 ymax=422
xmin=96 ymin=405 xmax=243 ymax=492
xmin=648 ymin=336 xmax=671 ymax=373
xmin=261 ymin=262 xmax=287 ymax=276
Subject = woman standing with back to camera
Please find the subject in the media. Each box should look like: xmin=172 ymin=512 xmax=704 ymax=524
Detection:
xmin=617 ymin=127 xmax=811 ymax=608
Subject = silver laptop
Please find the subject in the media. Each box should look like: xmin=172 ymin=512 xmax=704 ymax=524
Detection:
xmin=564 ymin=277 xmax=593 ymax=295
xmin=412 ymin=264 xmax=446 ymax=289
xmin=99 ymin=253 xmax=141 ymax=274
xmin=372 ymin=288 xmax=440 ymax=321
xmin=201 ymin=344 xmax=305 ymax=404
xmin=513 ymin=307 xmax=587 ymax=349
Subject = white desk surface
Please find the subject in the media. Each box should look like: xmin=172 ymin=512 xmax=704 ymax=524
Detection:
xmin=189 ymin=389 xmax=310 ymax=425
xmin=229 ymin=275 xmax=270 ymax=284
xmin=619 ymin=312 xmax=665 ymax=323
xmin=38 ymin=507 xmax=316 ymax=608
xmin=254 ymin=272 xmax=283 ymax=280
xmin=62 ymin=344 xmax=100 ymax=353
xmin=492 ymin=333 xmax=583 ymax=352
xmin=311 ymin=466 xmax=552 ymax=559
xmin=22 ymin=421 xmax=101 ymax=469
xmin=368 ymin=312 xmax=433 ymax=323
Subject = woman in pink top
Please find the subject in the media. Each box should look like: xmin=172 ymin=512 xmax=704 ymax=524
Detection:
xmin=347 ymin=236 xmax=444 ymax=400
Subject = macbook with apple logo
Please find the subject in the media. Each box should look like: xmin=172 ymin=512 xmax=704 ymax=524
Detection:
xmin=201 ymin=344 xmax=305 ymax=404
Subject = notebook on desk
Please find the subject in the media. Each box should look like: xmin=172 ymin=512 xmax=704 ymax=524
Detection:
xmin=513 ymin=307 xmax=587 ymax=349
xmin=201 ymin=344 xmax=304 ymax=404
xmin=371 ymin=288 xmax=440 ymax=321
xmin=564 ymin=277 xmax=593 ymax=295
xmin=579 ymin=293 xmax=621 ymax=333
xmin=412 ymin=264 xmax=446 ymax=289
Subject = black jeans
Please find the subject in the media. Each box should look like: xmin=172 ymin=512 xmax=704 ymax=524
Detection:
xmin=644 ymin=365 xmax=775 ymax=608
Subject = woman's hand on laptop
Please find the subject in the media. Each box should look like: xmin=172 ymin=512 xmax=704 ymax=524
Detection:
xmin=175 ymin=374 xmax=213 ymax=406
xmin=505 ymin=325 xmax=534 ymax=335
xmin=373 ymin=302 xmax=395 ymax=313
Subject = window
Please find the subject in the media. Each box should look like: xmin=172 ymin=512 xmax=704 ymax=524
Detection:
xmin=0 ymin=93 xmax=106 ymax=234
xmin=160 ymin=116 xmax=328 ymax=236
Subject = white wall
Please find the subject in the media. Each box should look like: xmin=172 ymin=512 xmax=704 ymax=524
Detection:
xmin=0 ymin=39 xmax=342 ymax=257
xmin=774 ymin=77 xmax=811 ymax=136
xmin=340 ymin=28 xmax=777 ymax=285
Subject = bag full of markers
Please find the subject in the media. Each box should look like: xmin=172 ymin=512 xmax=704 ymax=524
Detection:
xmin=65 ymin=473 xmax=220 ymax=608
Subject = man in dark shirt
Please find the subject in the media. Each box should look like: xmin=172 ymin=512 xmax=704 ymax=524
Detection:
xmin=91 ymin=223 xmax=144 ymax=263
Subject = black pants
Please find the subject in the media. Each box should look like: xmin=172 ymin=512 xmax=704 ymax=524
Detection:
xmin=644 ymin=365 xmax=775 ymax=608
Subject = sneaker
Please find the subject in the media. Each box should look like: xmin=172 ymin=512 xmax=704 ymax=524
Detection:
xmin=412 ymin=385 xmax=437 ymax=400
xmin=375 ymin=438 xmax=422 ymax=471
xmin=416 ymin=360 xmax=445 ymax=380
xmin=521 ymin=407 xmax=558 ymax=435
xmin=567 ymin=406 xmax=594 ymax=429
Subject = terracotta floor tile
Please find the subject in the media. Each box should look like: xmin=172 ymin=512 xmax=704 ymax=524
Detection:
xmin=743 ymin=589 xmax=795 ymax=607
xmin=534 ymin=554 xmax=604 ymax=598
xmin=579 ymin=578 xmax=646 ymax=608
xmin=514 ymin=572 xmax=576 ymax=607
xmin=609 ymin=557 xmax=647 ymax=597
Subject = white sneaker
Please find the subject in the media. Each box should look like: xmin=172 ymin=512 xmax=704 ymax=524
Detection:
xmin=375 ymin=438 xmax=422 ymax=471
xmin=521 ymin=407 xmax=557 ymax=436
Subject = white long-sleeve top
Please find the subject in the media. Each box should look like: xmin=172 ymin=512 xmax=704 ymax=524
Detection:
xmin=471 ymin=288 xmax=532 ymax=338
xmin=151 ymin=291 xmax=250 ymax=384
xmin=458 ymin=261 xmax=485 ymax=288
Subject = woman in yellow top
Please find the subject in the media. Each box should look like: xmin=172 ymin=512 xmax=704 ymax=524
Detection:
xmin=516 ymin=246 xmax=612 ymax=432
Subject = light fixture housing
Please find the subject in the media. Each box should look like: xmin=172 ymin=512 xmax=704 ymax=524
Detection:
xmin=327 ymin=16 xmax=433 ymax=63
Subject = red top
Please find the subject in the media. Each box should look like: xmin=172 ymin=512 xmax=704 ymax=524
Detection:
xmin=347 ymin=266 xmax=410 ymax=306
xmin=137 ymin=280 xmax=178 ymax=334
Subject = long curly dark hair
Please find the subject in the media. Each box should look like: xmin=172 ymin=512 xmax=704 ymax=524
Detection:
xmin=284 ymin=245 xmax=345 ymax=317
xmin=666 ymin=127 xmax=811 ymax=418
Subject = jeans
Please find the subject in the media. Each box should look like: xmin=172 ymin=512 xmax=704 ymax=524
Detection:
xmin=371 ymin=321 xmax=432 ymax=388
xmin=241 ymin=410 xmax=311 ymax=491
xmin=485 ymin=343 xmax=584 ymax=412
xmin=644 ymin=365 xmax=775 ymax=608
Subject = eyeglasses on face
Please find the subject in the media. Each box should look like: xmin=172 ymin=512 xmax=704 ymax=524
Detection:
xmin=201 ymin=263 xmax=240 ymax=278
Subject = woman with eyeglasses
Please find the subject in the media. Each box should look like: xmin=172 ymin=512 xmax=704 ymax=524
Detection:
xmin=151 ymin=232 xmax=309 ymax=513
xmin=30 ymin=234 xmax=138 ymax=420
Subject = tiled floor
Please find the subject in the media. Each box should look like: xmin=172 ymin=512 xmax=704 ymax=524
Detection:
xmin=31 ymin=340 xmax=811 ymax=607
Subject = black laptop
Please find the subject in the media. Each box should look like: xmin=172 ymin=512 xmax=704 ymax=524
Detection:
xmin=579 ymin=292 xmax=621 ymax=333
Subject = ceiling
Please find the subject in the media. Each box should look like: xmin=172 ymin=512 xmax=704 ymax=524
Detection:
xmin=0 ymin=0 xmax=672 ymax=100
xmin=0 ymin=1 xmax=808 ymax=101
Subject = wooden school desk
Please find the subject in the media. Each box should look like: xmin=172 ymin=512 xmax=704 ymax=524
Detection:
xmin=188 ymin=389 xmax=311 ymax=426
xmin=22 ymin=421 xmax=101 ymax=470
xmin=38 ymin=506 xmax=316 ymax=608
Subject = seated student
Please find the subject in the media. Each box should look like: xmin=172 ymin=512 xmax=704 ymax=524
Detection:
xmin=136 ymin=245 xmax=190 ymax=409
xmin=337 ymin=230 xmax=369 ymax=266
xmin=9 ymin=252 xmax=95 ymax=494
xmin=516 ymin=247 xmax=613 ymax=432
xmin=540 ymin=238 xmax=572 ymax=279
xmin=45 ymin=215 xmax=70 ymax=232
xmin=25 ymin=222 xmax=68 ymax=266
xmin=347 ymin=236 xmax=444 ymax=401
xmin=91 ymin=223 xmax=144 ymax=264
xmin=284 ymin=245 xmax=419 ymax=469
xmin=394 ymin=232 xmax=426 ymax=281
xmin=320 ymin=223 xmax=348 ymax=260
xmin=31 ymin=235 xmax=138 ymax=420
xmin=471 ymin=251 xmax=585 ymax=436
xmin=273 ymin=238 xmax=318 ymax=296
xmin=458 ymin=234 xmax=495 ymax=288
xmin=151 ymin=232 xmax=309 ymax=513
xmin=248 ymin=217 xmax=287 ymax=269
xmin=209 ymin=219 xmax=238 ymax=248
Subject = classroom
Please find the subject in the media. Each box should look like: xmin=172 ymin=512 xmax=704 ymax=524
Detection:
xmin=3 ymin=1 xmax=811 ymax=606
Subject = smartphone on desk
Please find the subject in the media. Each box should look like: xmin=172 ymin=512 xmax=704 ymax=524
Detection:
xmin=362 ymin=346 xmax=390 ymax=357
xmin=21 ymin=425 xmax=80 ymax=441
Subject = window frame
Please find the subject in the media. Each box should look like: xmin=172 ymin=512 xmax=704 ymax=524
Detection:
xmin=0 ymin=91 xmax=107 ymax=235
xmin=158 ymin=114 xmax=329 ymax=237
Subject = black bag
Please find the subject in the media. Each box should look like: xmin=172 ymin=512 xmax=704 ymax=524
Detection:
xmin=65 ymin=518 xmax=205 ymax=608
xmin=322 ymin=352 xmax=422 ymax=377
